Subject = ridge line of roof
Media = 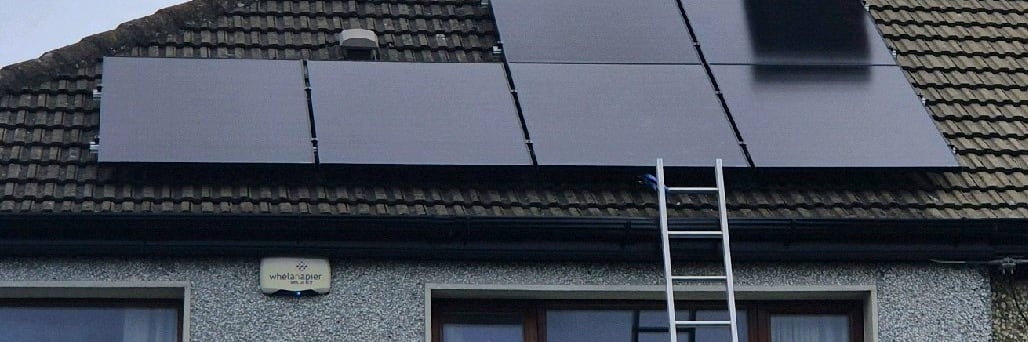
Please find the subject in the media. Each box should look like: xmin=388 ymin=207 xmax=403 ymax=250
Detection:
xmin=0 ymin=0 xmax=260 ymax=92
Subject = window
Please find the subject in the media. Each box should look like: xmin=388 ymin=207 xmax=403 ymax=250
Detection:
xmin=0 ymin=298 xmax=183 ymax=342
xmin=0 ymin=282 xmax=189 ymax=341
xmin=762 ymin=302 xmax=862 ymax=342
xmin=433 ymin=300 xmax=861 ymax=342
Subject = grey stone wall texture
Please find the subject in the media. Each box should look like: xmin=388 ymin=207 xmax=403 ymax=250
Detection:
xmin=0 ymin=258 xmax=991 ymax=342
xmin=993 ymin=277 xmax=1028 ymax=342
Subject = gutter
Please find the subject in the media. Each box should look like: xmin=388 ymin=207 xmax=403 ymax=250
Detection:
xmin=0 ymin=213 xmax=1023 ymax=261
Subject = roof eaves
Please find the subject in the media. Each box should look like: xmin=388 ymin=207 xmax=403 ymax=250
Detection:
xmin=1 ymin=213 xmax=1026 ymax=261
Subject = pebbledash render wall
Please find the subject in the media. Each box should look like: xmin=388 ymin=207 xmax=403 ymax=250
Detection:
xmin=0 ymin=258 xmax=991 ymax=342
xmin=994 ymin=279 xmax=1028 ymax=342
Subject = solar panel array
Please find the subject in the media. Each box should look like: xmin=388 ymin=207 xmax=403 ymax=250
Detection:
xmin=98 ymin=0 xmax=957 ymax=168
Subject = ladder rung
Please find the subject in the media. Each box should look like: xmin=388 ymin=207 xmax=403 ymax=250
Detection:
xmin=667 ymin=187 xmax=718 ymax=194
xmin=675 ymin=320 xmax=732 ymax=327
xmin=671 ymin=275 xmax=727 ymax=281
xmin=668 ymin=231 xmax=723 ymax=238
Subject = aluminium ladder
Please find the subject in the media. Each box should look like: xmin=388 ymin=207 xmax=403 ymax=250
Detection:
xmin=654 ymin=158 xmax=739 ymax=342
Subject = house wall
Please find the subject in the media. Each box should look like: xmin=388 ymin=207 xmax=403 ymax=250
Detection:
xmin=0 ymin=258 xmax=990 ymax=342
xmin=993 ymin=278 xmax=1028 ymax=341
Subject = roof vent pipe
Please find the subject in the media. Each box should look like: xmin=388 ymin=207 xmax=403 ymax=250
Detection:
xmin=339 ymin=29 xmax=380 ymax=61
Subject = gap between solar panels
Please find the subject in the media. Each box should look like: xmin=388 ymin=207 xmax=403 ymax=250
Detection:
xmin=301 ymin=60 xmax=321 ymax=165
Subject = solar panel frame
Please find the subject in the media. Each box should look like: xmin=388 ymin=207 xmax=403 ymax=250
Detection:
xmin=490 ymin=0 xmax=701 ymax=64
xmin=308 ymin=61 xmax=532 ymax=166
xmin=711 ymin=64 xmax=957 ymax=167
xmin=509 ymin=63 xmax=749 ymax=167
xmin=98 ymin=57 xmax=314 ymax=164
xmin=681 ymin=0 xmax=896 ymax=66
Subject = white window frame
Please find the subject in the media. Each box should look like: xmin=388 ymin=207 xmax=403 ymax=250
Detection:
xmin=0 ymin=281 xmax=191 ymax=341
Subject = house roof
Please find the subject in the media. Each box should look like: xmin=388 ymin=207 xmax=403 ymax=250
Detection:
xmin=1 ymin=0 xmax=1027 ymax=220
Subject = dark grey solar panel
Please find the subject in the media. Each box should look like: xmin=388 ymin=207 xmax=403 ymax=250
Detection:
xmin=509 ymin=63 xmax=748 ymax=167
xmin=308 ymin=61 xmax=531 ymax=165
xmin=682 ymin=0 xmax=895 ymax=66
xmin=711 ymin=65 xmax=957 ymax=167
xmin=98 ymin=57 xmax=313 ymax=163
xmin=491 ymin=0 xmax=699 ymax=64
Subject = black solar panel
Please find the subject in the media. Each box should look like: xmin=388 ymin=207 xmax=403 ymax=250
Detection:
xmin=98 ymin=57 xmax=313 ymax=163
xmin=491 ymin=0 xmax=700 ymax=64
xmin=712 ymin=65 xmax=957 ymax=167
xmin=308 ymin=61 xmax=532 ymax=165
xmin=510 ymin=63 xmax=748 ymax=166
xmin=682 ymin=0 xmax=895 ymax=66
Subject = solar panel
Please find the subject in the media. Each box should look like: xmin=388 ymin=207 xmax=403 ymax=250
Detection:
xmin=711 ymin=65 xmax=957 ymax=167
xmin=490 ymin=0 xmax=700 ymax=64
xmin=509 ymin=63 xmax=748 ymax=167
xmin=98 ymin=57 xmax=313 ymax=163
xmin=308 ymin=61 xmax=532 ymax=165
xmin=681 ymin=0 xmax=895 ymax=66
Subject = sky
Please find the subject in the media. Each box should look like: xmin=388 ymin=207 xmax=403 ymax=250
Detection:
xmin=0 ymin=0 xmax=189 ymax=67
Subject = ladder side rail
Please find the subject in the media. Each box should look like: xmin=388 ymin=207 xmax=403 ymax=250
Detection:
xmin=656 ymin=158 xmax=679 ymax=342
xmin=715 ymin=159 xmax=740 ymax=342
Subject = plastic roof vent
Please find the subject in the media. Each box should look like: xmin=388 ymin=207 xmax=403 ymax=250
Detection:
xmin=339 ymin=29 xmax=379 ymax=61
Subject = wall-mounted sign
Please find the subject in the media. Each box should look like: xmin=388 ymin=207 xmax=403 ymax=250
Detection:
xmin=260 ymin=257 xmax=331 ymax=296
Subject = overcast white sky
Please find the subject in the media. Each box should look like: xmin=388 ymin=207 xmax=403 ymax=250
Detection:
xmin=0 ymin=0 xmax=189 ymax=67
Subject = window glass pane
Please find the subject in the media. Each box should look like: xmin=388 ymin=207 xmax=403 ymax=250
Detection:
xmin=547 ymin=310 xmax=633 ymax=342
xmin=0 ymin=306 xmax=178 ymax=342
xmin=639 ymin=331 xmax=691 ymax=342
xmin=771 ymin=314 xmax=849 ymax=342
xmin=638 ymin=309 xmax=689 ymax=329
xmin=442 ymin=323 xmax=522 ymax=342
xmin=637 ymin=310 xmax=746 ymax=342
xmin=638 ymin=310 xmax=689 ymax=342
xmin=695 ymin=310 xmax=748 ymax=342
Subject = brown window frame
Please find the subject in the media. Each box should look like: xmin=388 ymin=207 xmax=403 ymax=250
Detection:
xmin=755 ymin=300 xmax=863 ymax=342
xmin=433 ymin=299 xmax=863 ymax=342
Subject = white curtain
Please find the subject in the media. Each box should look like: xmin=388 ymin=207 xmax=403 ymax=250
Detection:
xmin=442 ymin=324 xmax=523 ymax=342
xmin=770 ymin=315 xmax=849 ymax=342
xmin=122 ymin=307 xmax=179 ymax=342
